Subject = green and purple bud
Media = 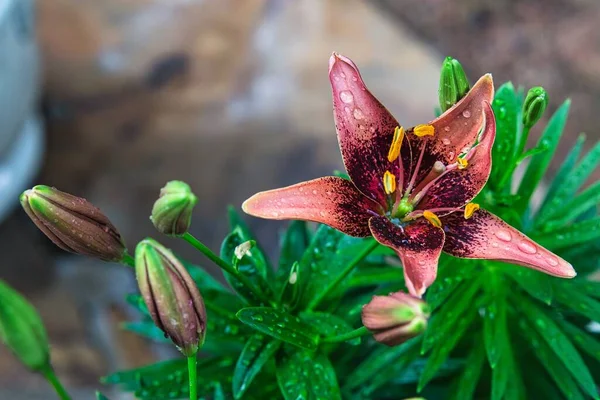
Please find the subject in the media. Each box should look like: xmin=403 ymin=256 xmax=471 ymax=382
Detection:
xmin=20 ymin=185 xmax=127 ymax=262
xmin=0 ymin=280 xmax=50 ymax=372
xmin=135 ymin=238 xmax=206 ymax=356
xmin=438 ymin=56 xmax=471 ymax=112
xmin=151 ymin=181 xmax=198 ymax=236
xmin=361 ymin=291 xmax=430 ymax=347
xmin=523 ymin=86 xmax=548 ymax=129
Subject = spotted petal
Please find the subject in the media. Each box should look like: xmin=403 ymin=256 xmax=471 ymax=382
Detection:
xmin=329 ymin=53 xmax=401 ymax=207
xmin=242 ymin=177 xmax=383 ymax=237
xmin=369 ymin=216 xmax=445 ymax=297
xmin=442 ymin=209 xmax=576 ymax=278
xmin=416 ymin=101 xmax=495 ymax=210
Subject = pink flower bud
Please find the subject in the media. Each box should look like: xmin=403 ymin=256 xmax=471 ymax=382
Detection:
xmin=20 ymin=185 xmax=126 ymax=262
xmin=361 ymin=291 xmax=430 ymax=347
xmin=135 ymin=239 xmax=206 ymax=356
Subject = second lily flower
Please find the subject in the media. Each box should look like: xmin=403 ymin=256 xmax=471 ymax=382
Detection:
xmin=243 ymin=53 xmax=575 ymax=297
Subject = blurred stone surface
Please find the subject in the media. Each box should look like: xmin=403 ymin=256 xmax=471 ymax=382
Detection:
xmin=0 ymin=0 xmax=441 ymax=397
xmin=379 ymin=0 xmax=600 ymax=180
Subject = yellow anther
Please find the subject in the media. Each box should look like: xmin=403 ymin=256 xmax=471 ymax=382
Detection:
xmin=387 ymin=126 xmax=404 ymax=162
xmin=383 ymin=170 xmax=396 ymax=195
xmin=413 ymin=124 xmax=435 ymax=137
xmin=464 ymin=203 xmax=480 ymax=219
xmin=457 ymin=157 xmax=468 ymax=170
xmin=423 ymin=210 xmax=442 ymax=228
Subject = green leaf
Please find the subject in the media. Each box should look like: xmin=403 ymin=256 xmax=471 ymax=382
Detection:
xmin=276 ymin=348 xmax=341 ymax=400
xmin=214 ymin=383 xmax=226 ymax=400
xmin=554 ymin=283 xmax=600 ymax=322
xmin=450 ymin=338 xmax=485 ymax=400
xmin=300 ymin=312 xmax=361 ymax=346
xmin=422 ymin=278 xmax=480 ymax=353
xmin=297 ymin=225 xmax=375 ymax=310
xmin=533 ymin=216 xmax=600 ymax=250
xmin=518 ymin=319 xmax=586 ymax=400
xmin=121 ymin=321 xmax=169 ymax=343
xmin=236 ymin=307 xmax=319 ymax=349
xmin=544 ymin=180 xmax=600 ymax=228
xmin=517 ymin=100 xmax=570 ymax=211
xmin=483 ymin=291 xmax=508 ymax=368
xmin=505 ymin=267 xmax=552 ymax=305
xmin=559 ymin=320 xmax=600 ymax=362
xmin=520 ymin=298 xmax=597 ymax=398
xmin=232 ymin=334 xmax=281 ymax=399
xmin=278 ymin=220 xmax=310 ymax=279
xmin=537 ymin=134 xmax=587 ymax=223
xmin=184 ymin=261 xmax=232 ymax=294
xmin=490 ymin=82 xmax=520 ymax=189
xmin=95 ymin=392 xmax=110 ymax=400
xmin=344 ymin=337 xmax=422 ymax=393
xmin=418 ymin=308 xmax=476 ymax=391
xmin=425 ymin=256 xmax=473 ymax=310
xmin=221 ymin=228 xmax=273 ymax=305
xmin=347 ymin=266 xmax=404 ymax=289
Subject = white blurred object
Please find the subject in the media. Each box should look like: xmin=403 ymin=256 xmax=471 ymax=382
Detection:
xmin=0 ymin=0 xmax=43 ymax=222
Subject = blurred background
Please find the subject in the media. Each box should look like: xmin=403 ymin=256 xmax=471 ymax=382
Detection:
xmin=1 ymin=0 xmax=598 ymax=398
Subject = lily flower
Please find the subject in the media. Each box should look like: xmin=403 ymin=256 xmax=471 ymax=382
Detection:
xmin=242 ymin=53 xmax=576 ymax=297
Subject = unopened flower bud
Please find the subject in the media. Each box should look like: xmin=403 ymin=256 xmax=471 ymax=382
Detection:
xmin=523 ymin=86 xmax=548 ymax=129
xmin=438 ymin=56 xmax=470 ymax=112
xmin=361 ymin=291 xmax=430 ymax=347
xmin=0 ymin=280 xmax=50 ymax=372
xmin=151 ymin=181 xmax=197 ymax=236
xmin=20 ymin=185 xmax=127 ymax=262
xmin=135 ymin=239 xmax=206 ymax=356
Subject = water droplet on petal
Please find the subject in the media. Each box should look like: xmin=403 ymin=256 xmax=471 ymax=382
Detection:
xmin=546 ymin=255 xmax=559 ymax=266
xmin=462 ymin=110 xmax=471 ymax=118
xmin=340 ymin=72 xmax=346 ymax=78
xmin=491 ymin=242 xmax=499 ymax=248
xmin=272 ymin=211 xmax=279 ymax=217
xmin=352 ymin=75 xmax=358 ymax=82
xmin=339 ymin=90 xmax=354 ymax=103
xmin=444 ymin=126 xmax=451 ymax=132
xmin=369 ymin=126 xmax=376 ymax=133
xmin=517 ymin=241 xmax=537 ymax=254
xmin=442 ymin=138 xmax=451 ymax=145
xmin=353 ymin=108 xmax=365 ymax=120
xmin=312 ymin=189 xmax=318 ymax=195
xmin=495 ymin=230 xmax=512 ymax=242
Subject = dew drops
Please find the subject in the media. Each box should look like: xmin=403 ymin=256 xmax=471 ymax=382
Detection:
xmin=418 ymin=260 xmax=426 ymax=266
xmin=272 ymin=211 xmax=279 ymax=217
xmin=352 ymin=75 xmax=358 ymax=82
xmin=517 ymin=240 xmax=537 ymax=254
xmin=312 ymin=189 xmax=318 ymax=195
xmin=339 ymin=90 xmax=354 ymax=103
xmin=442 ymin=138 xmax=451 ymax=145
xmin=444 ymin=126 xmax=451 ymax=132
xmin=369 ymin=126 xmax=376 ymax=133
xmin=462 ymin=110 xmax=471 ymax=118
xmin=353 ymin=108 xmax=365 ymax=120
xmin=546 ymin=255 xmax=559 ymax=266
xmin=494 ymin=230 xmax=512 ymax=242
xmin=491 ymin=242 xmax=499 ymax=248
xmin=319 ymin=211 xmax=326 ymax=217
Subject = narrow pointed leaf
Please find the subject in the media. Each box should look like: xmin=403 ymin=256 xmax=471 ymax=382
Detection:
xmin=96 ymin=392 xmax=110 ymax=400
xmin=236 ymin=307 xmax=319 ymax=349
xmin=278 ymin=220 xmax=310 ymax=278
xmin=505 ymin=268 xmax=552 ymax=305
xmin=300 ymin=312 xmax=361 ymax=345
xmin=545 ymin=181 xmax=600 ymax=228
xmin=520 ymin=298 xmax=597 ymax=398
xmin=533 ymin=216 xmax=600 ymax=250
xmin=232 ymin=334 xmax=281 ymax=399
xmin=554 ymin=285 xmax=600 ymax=322
xmin=517 ymin=100 xmax=570 ymax=211
xmin=483 ymin=291 xmax=508 ymax=368
xmin=276 ymin=348 xmax=341 ymax=400
xmin=450 ymin=337 xmax=485 ymax=400
xmin=559 ymin=320 xmax=600 ymax=362
xmin=221 ymin=228 xmax=273 ymax=305
xmin=347 ymin=266 xmax=404 ymax=289
xmin=227 ymin=206 xmax=273 ymax=278
xmin=490 ymin=83 xmax=520 ymax=189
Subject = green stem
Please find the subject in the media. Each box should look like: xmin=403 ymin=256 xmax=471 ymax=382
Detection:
xmin=498 ymin=126 xmax=531 ymax=190
xmin=121 ymin=252 xmax=135 ymax=268
xmin=187 ymin=355 xmax=197 ymax=400
xmin=306 ymin=240 xmax=379 ymax=311
xmin=182 ymin=232 xmax=274 ymax=306
xmin=41 ymin=365 xmax=71 ymax=400
xmin=321 ymin=326 xmax=371 ymax=344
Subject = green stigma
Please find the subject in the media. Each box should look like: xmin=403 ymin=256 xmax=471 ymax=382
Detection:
xmin=393 ymin=198 xmax=414 ymax=218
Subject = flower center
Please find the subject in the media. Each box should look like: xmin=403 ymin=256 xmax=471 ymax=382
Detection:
xmin=391 ymin=198 xmax=414 ymax=219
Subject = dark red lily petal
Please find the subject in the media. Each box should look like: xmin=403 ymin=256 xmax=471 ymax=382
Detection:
xmin=242 ymin=177 xmax=383 ymax=237
xmin=329 ymin=53 xmax=401 ymax=207
xmin=369 ymin=216 xmax=445 ymax=297
xmin=416 ymin=101 xmax=495 ymax=210
xmin=401 ymin=75 xmax=495 ymax=188
xmin=429 ymin=74 xmax=495 ymax=164
xmin=442 ymin=209 xmax=576 ymax=278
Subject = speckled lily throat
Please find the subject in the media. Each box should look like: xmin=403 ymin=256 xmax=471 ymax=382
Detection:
xmin=242 ymin=52 xmax=576 ymax=297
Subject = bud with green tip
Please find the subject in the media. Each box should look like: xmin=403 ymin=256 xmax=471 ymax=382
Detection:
xmin=438 ymin=56 xmax=471 ymax=112
xmin=20 ymin=185 xmax=127 ymax=262
xmin=151 ymin=181 xmax=198 ymax=236
xmin=523 ymin=86 xmax=548 ymax=128
xmin=135 ymin=238 xmax=207 ymax=356
xmin=361 ymin=291 xmax=430 ymax=347
xmin=0 ymin=280 xmax=50 ymax=371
